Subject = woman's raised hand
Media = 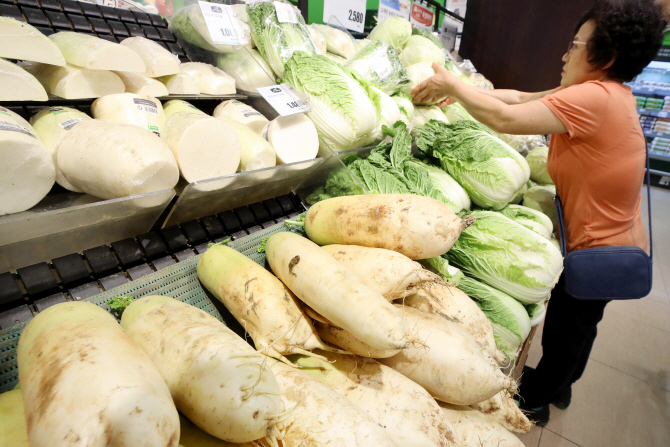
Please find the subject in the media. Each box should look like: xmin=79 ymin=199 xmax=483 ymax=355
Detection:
xmin=411 ymin=62 xmax=460 ymax=105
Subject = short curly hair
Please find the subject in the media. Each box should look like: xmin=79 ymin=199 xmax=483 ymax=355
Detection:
xmin=576 ymin=0 xmax=665 ymax=82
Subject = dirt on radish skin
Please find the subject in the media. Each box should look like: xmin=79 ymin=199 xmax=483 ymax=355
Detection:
xmin=469 ymin=391 xmax=532 ymax=433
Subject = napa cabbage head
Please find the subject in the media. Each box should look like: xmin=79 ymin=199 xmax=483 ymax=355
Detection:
xmin=421 ymin=163 xmax=470 ymax=212
xmin=445 ymin=210 xmax=564 ymax=304
xmin=527 ymin=146 xmax=552 ymax=184
xmin=441 ymin=102 xmax=474 ymax=123
xmin=526 ymin=300 xmax=548 ymax=326
xmin=391 ymin=93 xmax=414 ymax=130
xmin=247 ymin=1 xmax=317 ymax=77
xmin=458 ymin=276 xmax=532 ymax=360
xmin=371 ymin=86 xmax=401 ymax=140
xmin=422 ymin=256 xmax=465 ymax=286
xmin=280 ymin=52 xmax=381 ymax=151
xmin=499 ymin=204 xmax=553 ymax=239
xmin=409 ymin=30 xmax=446 ymax=50
xmin=368 ymin=17 xmax=412 ymax=51
xmin=523 ymin=183 xmax=557 ymax=229
xmin=415 ymin=120 xmax=530 ymax=210
xmin=399 ymin=41 xmax=445 ymax=68
xmin=413 ymin=106 xmax=448 ymax=130
xmin=345 ymin=40 xmax=408 ymax=95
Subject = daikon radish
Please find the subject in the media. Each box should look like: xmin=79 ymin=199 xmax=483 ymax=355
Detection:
xmin=0 ymin=17 xmax=65 ymax=66
xmin=0 ymin=58 xmax=47 ymax=101
xmin=262 ymin=114 xmax=319 ymax=164
xmin=180 ymin=62 xmax=236 ymax=95
xmin=50 ymin=31 xmax=146 ymax=72
xmin=114 ymin=71 xmax=169 ymax=97
xmin=197 ymin=245 xmax=332 ymax=359
xmin=29 ymin=106 xmax=91 ymax=192
xmin=120 ymin=296 xmax=283 ymax=444
xmin=179 ymin=414 xmax=258 ymax=447
xmin=0 ymin=107 xmax=55 ymax=216
xmin=380 ymin=306 xmax=516 ymax=405
xmin=265 ymin=232 xmax=407 ymax=351
xmin=322 ymin=244 xmax=437 ymax=300
xmin=215 ymin=48 xmax=275 ymax=92
xmin=213 ymin=100 xmax=268 ymax=134
xmin=19 ymin=62 xmax=125 ymax=99
xmin=313 ymin=320 xmax=401 ymax=358
xmin=470 ymin=391 xmax=532 ymax=433
xmin=305 ymin=194 xmax=474 ymax=259
xmin=0 ymin=389 xmax=29 ymax=447
xmin=158 ymin=73 xmax=200 ymax=94
xmin=163 ymin=99 xmax=206 ymax=118
xmin=91 ymin=93 xmax=166 ymax=137
xmin=17 ymin=302 xmax=180 ymax=447
xmin=218 ymin=117 xmax=276 ymax=171
xmin=295 ymin=352 xmax=460 ymax=447
xmin=439 ymin=402 xmax=525 ymax=447
xmin=268 ymin=360 xmax=399 ymax=447
xmin=310 ymin=24 xmax=356 ymax=58
xmin=164 ymin=112 xmax=241 ymax=181
xmin=57 ymin=119 xmax=179 ymax=199
xmin=120 ymin=36 xmax=181 ymax=77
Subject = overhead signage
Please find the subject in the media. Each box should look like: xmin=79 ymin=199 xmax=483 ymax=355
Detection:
xmin=323 ymin=0 xmax=367 ymax=33
xmin=410 ymin=2 xmax=434 ymax=30
xmin=378 ymin=0 xmax=411 ymax=22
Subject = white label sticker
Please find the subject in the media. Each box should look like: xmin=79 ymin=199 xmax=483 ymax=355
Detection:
xmin=58 ymin=118 xmax=87 ymax=131
xmin=256 ymin=84 xmax=310 ymax=116
xmin=133 ymin=98 xmax=159 ymax=115
xmin=274 ymin=1 xmax=298 ymax=24
xmin=323 ymin=0 xmax=367 ymax=33
xmin=241 ymin=108 xmax=262 ymax=118
xmin=374 ymin=58 xmax=394 ymax=81
xmin=0 ymin=121 xmax=36 ymax=138
xmin=198 ymin=1 xmax=247 ymax=46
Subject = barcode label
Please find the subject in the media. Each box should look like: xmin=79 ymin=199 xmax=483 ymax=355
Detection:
xmin=274 ymin=1 xmax=298 ymax=23
xmin=374 ymin=58 xmax=394 ymax=81
xmin=0 ymin=121 xmax=36 ymax=138
xmin=133 ymin=98 xmax=159 ymax=115
xmin=58 ymin=118 xmax=87 ymax=131
xmin=241 ymin=109 xmax=262 ymax=117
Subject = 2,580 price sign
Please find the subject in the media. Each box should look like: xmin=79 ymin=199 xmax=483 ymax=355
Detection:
xmin=323 ymin=0 xmax=366 ymax=33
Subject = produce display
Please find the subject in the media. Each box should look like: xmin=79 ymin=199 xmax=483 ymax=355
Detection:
xmin=158 ymin=72 xmax=200 ymax=94
xmin=119 ymin=36 xmax=182 ymax=78
xmin=0 ymin=58 xmax=47 ymax=101
xmin=0 ymin=17 xmax=66 ymax=66
xmin=50 ymin=31 xmax=146 ymax=72
xmin=20 ymin=62 xmax=126 ymax=99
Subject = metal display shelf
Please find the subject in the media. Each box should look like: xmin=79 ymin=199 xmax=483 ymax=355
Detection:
xmin=633 ymin=87 xmax=670 ymax=97
xmin=638 ymin=108 xmax=670 ymax=118
xmin=650 ymin=152 xmax=670 ymax=161
xmin=644 ymin=130 xmax=670 ymax=139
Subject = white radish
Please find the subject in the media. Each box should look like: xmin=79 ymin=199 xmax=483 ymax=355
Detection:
xmin=380 ymin=306 xmax=516 ymax=405
xmin=180 ymin=62 xmax=236 ymax=95
xmin=120 ymin=36 xmax=181 ymax=77
xmin=213 ymin=100 xmax=268 ymax=134
xmin=114 ymin=71 xmax=169 ymax=97
xmin=218 ymin=117 xmax=276 ymax=171
xmin=56 ymin=119 xmax=179 ymax=199
xmin=91 ymin=93 xmax=166 ymax=137
xmin=0 ymin=17 xmax=65 ymax=66
xmin=17 ymin=301 xmax=180 ymax=447
xmin=163 ymin=112 xmax=241 ymax=181
xmin=159 ymin=73 xmax=200 ymax=94
xmin=312 ymin=320 xmax=401 ymax=358
xmin=295 ymin=352 xmax=460 ymax=447
xmin=179 ymin=414 xmax=258 ymax=447
xmin=196 ymin=245 xmax=333 ymax=360
xmin=439 ymin=402 xmax=525 ymax=447
xmin=50 ymin=31 xmax=146 ymax=72
xmin=0 ymin=58 xmax=47 ymax=101
xmin=268 ymin=360 xmax=399 ymax=447
xmin=262 ymin=114 xmax=319 ymax=164
xmin=163 ymin=99 xmax=206 ymax=118
xmin=0 ymin=389 xmax=29 ymax=447
xmin=215 ymin=48 xmax=276 ymax=92
xmin=470 ymin=391 xmax=532 ymax=433
xmin=265 ymin=232 xmax=408 ymax=351
xmin=29 ymin=106 xmax=91 ymax=192
xmin=19 ymin=62 xmax=125 ymax=99
xmin=0 ymin=107 xmax=55 ymax=216
xmin=120 ymin=296 xmax=283 ymax=444
xmin=310 ymin=24 xmax=355 ymax=58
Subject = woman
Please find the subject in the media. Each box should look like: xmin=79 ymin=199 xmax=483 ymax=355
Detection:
xmin=412 ymin=0 xmax=664 ymax=426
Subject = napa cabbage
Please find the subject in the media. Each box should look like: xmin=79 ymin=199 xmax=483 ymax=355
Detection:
xmin=458 ymin=276 xmax=532 ymax=359
xmin=345 ymin=40 xmax=408 ymax=95
xmin=402 ymin=62 xmax=437 ymax=99
xmin=410 ymin=29 xmax=446 ymax=51
xmin=391 ymin=93 xmax=414 ymax=130
xmin=441 ymin=102 xmax=474 ymax=122
xmin=372 ymin=86 xmax=401 ymax=139
xmin=368 ymin=17 xmax=412 ymax=51
xmin=399 ymin=41 xmax=445 ymax=68
xmin=415 ymin=120 xmax=530 ymax=210
xmin=526 ymin=300 xmax=548 ymax=326
xmin=422 ymin=255 xmax=465 ymax=286
xmin=325 ymin=52 xmax=347 ymax=65
xmin=413 ymin=106 xmax=449 ymax=133
xmin=215 ymin=48 xmax=275 ymax=92
xmin=523 ymin=183 xmax=557 ymax=229
xmin=499 ymin=204 xmax=553 ymax=239
xmin=527 ymin=146 xmax=552 ymax=184
xmin=247 ymin=1 xmax=317 ymax=77
xmin=280 ymin=52 xmax=381 ymax=151
xmin=445 ymin=210 xmax=564 ymax=304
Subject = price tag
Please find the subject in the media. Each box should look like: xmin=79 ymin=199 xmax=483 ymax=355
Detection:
xmin=198 ymin=1 xmax=247 ymax=46
xmin=274 ymin=1 xmax=299 ymax=24
xmin=374 ymin=58 xmax=394 ymax=81
xmin=660 ymin=111 xmax=669 ymax=118
xmin=256 ymin=84 xmax=310 ymax=116
xmin=323 ymin=0 xmax=366 ymax=33
xmin=440 ymin=19 xmax=459 ymax=52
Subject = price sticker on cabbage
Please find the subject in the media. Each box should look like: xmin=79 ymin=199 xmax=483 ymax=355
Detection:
xmin=256 ymin=84 xmax=311 ymax=116
xmin=198 ymin=1 xmax=247 ymax=46
xmin=323 ymin=0 xmax=367 ymax=33
xmin=274 ymin=1 xmax=299 ymax=23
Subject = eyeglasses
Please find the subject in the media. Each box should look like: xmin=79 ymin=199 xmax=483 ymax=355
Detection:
xmin=568 ymin=40 xmax=587 ymax=53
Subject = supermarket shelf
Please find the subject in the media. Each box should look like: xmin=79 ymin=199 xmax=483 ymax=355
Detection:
xmin=0 ymin=94 xmax=246 ymax=107
xmin=633 ymin=87 xmax=670 ymax=97
xmin=638 ymin=108 xmax=670 ymax=118
xmin=650 ymin=152 xmax=670 ymax=161
xmin=644 ymin=131 xmax=670 ymax=139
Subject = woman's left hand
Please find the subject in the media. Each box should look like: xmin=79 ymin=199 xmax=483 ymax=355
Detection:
xmin=412 ymin=63 xmax=460 ymax=105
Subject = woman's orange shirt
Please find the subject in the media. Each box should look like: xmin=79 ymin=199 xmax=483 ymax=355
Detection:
xmin=540 ymin=80 xmax=648 ymax=252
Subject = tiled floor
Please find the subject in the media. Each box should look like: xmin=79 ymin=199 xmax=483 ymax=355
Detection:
xmin=517 ymin=186 xmax=670 ymax=447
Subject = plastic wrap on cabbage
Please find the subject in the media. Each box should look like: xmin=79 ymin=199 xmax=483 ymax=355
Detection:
xmin=280 ymin=52 xmax=381 ymax=151
xmin=411 ymin=27 xmax=446 ymax=51
xmin=307 ymin=24 xmax=327 ymax=54
xmin=368 ymin=17 xmax=412 ymax=51
xmin=344 ymin=40 xmax=408 ymax=95
xmin=247 ymin=0 xmax=317 ymax=77
xmin=310 ymin=24 xmax=355 ymax=59
xmin=170 ymin=4 xmax=248 ymax=53
xmin=353 ymin=38 xmax=371 ymax=53
xmin=215 ymin=48 xmax=275 ymax=92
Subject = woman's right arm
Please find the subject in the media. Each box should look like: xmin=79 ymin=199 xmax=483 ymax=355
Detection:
xmin=476 ymin=88 xmax=559 ymax=105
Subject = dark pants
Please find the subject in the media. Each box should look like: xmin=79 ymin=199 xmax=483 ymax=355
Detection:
xmin=519 ymin=275 xmax=610 ymax=408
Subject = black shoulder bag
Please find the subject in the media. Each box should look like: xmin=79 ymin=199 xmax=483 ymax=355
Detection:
xmin=554 ymin=140 xmax=653 ymax=300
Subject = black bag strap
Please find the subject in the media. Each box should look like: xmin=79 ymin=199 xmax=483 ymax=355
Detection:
xmin=554 ymin=133 xmax=652 ymax=259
